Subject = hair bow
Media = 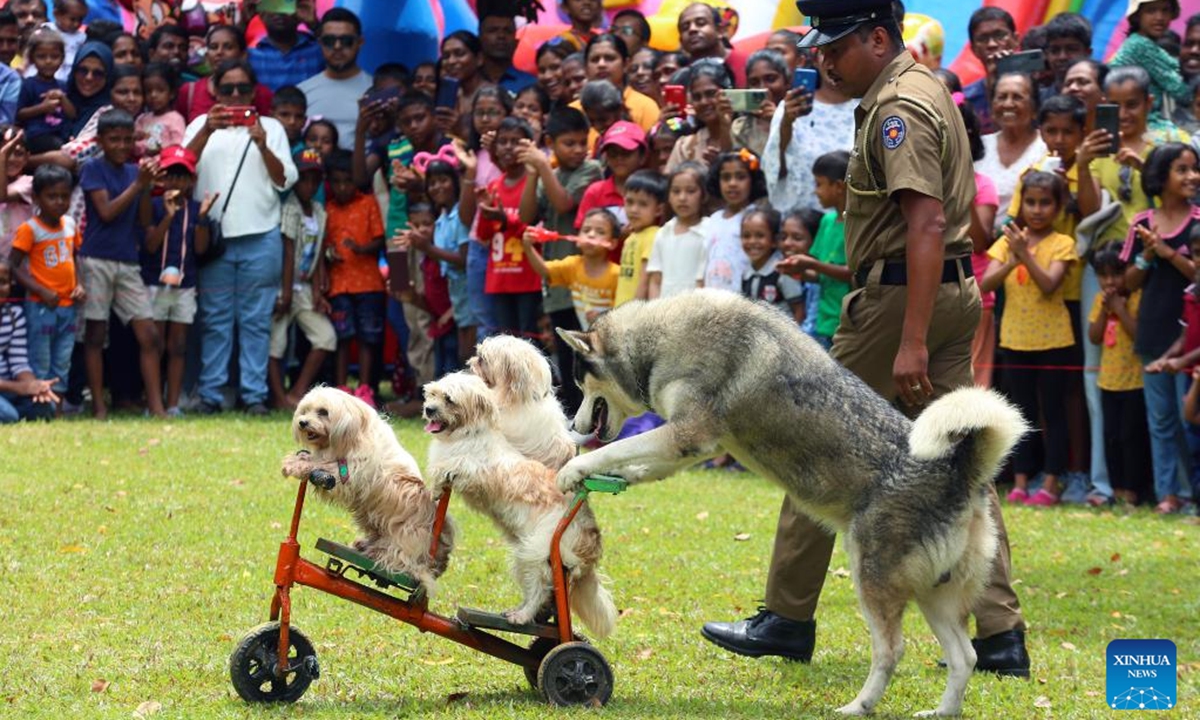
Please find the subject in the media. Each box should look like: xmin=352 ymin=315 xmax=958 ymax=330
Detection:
xmin=951 ymin=91 xmax=966 ymax=108
xmin=413 ymin=145 xmax=460 ymax=175
xmin=737 ymin=147 xmax=760 ymax=172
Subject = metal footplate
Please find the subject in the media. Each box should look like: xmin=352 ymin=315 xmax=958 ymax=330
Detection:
xmin=455 ymin=606 xmax=560 ymax=639
xmin=315 ymin=538 xmax=421 ymax=594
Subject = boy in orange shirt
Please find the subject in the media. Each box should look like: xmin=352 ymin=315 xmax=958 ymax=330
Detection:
xmin=322 ymin=149 xmax=385 ymax=407
xmin=9 ymin=165 xmax=84 ymax=398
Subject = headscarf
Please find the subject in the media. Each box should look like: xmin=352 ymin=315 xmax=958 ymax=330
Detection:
xmin=67 ymin=41 xmax=115 ymax=138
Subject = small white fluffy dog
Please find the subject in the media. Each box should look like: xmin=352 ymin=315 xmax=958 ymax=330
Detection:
xmin=423 ymin=372 xmax=617 ymax=638
xmin=282 ymin=386 xmax=455 ymax=591
xmin=467 ymin=334 xmax=577 ymax=470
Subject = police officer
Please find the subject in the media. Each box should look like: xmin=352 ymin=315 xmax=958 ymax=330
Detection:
xmin=701 ymin=0 xmax=1030 ymax=676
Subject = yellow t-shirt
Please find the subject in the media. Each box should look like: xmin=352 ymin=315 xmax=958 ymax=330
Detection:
xmin=544 ymin=255 xmax=620 ymax=330
xmin=615 ymin=225 xmax=659 ymax=307
xmin=988 ymin=231 xmax=1078 ymax=351
xmin=1007 ymin=155 xmax=1082 ymax=301
xmin=1088 ymin=290 xmax=1143 ymax=392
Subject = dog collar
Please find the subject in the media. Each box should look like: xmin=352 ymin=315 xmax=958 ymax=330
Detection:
xmin=337 ymin=459 xmax=349 ymax=484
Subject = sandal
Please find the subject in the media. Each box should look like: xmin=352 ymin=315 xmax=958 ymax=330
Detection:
xmin=1006 ymin=487 xmax=1030 ymax=504
xmin=1155 ymin=497 xmax=1184 ymax=514
xmin=1024 ymin=488 xmax=1060 ymax=507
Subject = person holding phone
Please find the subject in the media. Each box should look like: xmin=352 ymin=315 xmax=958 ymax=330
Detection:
xmin=729 ymin=49 xmax=789 ymax=159
xmin=177 ymin=25 xmax=274 ymax=123
xmin=705 ymin=0 xmax=1029 ymax=679
xmin=961 ymin=7 xmax=1020 ymax=134
xmin=184 ymin=60 xmax=298 ymax=416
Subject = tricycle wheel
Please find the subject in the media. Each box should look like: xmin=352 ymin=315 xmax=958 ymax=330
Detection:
xmin=229 ymin=622 xmax=319 ymax=703
xmin=524 ymin=637 xmax=558 ymax=690
xmin=537 ymin=641 xmax=613 ymax=707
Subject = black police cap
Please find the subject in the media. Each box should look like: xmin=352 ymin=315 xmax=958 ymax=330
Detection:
xmin=795 ymin=0 xmax=893 ymax=48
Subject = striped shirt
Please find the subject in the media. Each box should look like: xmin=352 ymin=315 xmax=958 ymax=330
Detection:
xmin=0 ymin=303 xmax=32 ymax=379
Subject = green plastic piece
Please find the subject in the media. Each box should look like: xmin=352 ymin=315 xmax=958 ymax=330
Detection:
xmin=582 ymin=475 xmax=628 ymax=495
xmin=315 ymin=538 xmax=420 ymax=591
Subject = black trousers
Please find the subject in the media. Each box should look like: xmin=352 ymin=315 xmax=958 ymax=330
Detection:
xmin=548 ymin=307 xmax=583 ymax=416
xmin=1003 ymin=346 xmax=1072 ymax=476
xmin=491 ymin=291 xmax=542 ymax=340
xmin=1101 ymin=388 xmax=1154 ymax=499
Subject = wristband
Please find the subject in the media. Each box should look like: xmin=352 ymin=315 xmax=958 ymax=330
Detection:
xmin=1134 ymin=255 xmax=1151 ymax=271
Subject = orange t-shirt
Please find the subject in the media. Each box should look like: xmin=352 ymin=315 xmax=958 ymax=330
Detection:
xmin=11 ymin=216 xmax=81 ymax=307
xmin=324 ymin=193 xmax=385 ymax=297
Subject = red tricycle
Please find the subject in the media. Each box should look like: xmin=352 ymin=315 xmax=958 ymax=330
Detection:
xmin=228 ymin=468 xmax=627 ymax=707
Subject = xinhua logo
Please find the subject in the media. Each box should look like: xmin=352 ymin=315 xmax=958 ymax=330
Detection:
xmin=1107 ymin=639 xmax=1177 ymax=710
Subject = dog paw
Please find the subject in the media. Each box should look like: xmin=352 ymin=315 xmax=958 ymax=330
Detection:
xmin=556 ymin=463 xmax=587 ymax=494
xmin=281 ymin=453 xmax=314 ymax=480
xmin=913 ymin=708 xmax=957 ymax=718
xmin=835 ymin=702 xmax=871 ymax=716
xmin=352 ymin=537 xmax=371 ymax=553
xmin=504 ymin=608 xmax=535 ymax=626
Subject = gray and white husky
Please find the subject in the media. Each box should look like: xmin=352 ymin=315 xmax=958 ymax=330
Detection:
xmin=554 ymin=290 xmax=1026 ymax=717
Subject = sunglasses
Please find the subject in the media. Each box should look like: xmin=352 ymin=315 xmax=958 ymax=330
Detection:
xmin=320 ymin=34 xmax=358 ymax=49
xmin=76 ymin=66 xmax=106 ymax=79
xmin=1118 ymin=164 xmax=1133 ymax=203
xmin=218 ymin=82 xmax=254 ymax=96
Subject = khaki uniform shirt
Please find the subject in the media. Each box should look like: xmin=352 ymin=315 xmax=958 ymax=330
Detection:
xmin=844 ymin=52 xmax=974 ymax=274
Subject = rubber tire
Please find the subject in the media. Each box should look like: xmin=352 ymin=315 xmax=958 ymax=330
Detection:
xmin=229 ymin=622 xmax=317 ymax=703
xmin=536 ymin=641 xmax=613 ymax=707
xmin=524 ymin=637 xmax=558 ymax=691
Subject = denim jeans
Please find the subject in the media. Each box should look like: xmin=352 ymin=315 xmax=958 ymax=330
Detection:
xmin=466 ymin=241 xmax=496 ymax=339
xmin=1079 ymin=265 xmax=1112 ymax=497
xmin=433 ymin=332 xmax=459 ymax=378
xmin=1140 ymin=356 xmax=1191 ymax=500
xmin=196 ymin=228 xmax=283 ymax=406
xmin=23 ymin=301 xmax=77 ymax=394
xmin=0 ymin=391 xmax=54 ymax=423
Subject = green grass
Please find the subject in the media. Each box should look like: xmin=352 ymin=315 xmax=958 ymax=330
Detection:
xmin=0 ymin=416 xmax=1197 ymax=719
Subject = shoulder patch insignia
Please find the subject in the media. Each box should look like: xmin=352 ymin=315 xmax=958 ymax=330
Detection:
xmin=881 ymin=115 xmax=906 ymax=150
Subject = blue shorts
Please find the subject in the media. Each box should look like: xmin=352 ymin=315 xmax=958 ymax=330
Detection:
xmin=448 ymin=274 xmax=477 ymax=328
xmin=329 ymin=292 xmax=386 ymax=345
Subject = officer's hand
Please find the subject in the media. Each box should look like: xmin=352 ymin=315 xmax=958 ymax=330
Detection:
xmin=894 ymin=340 xmax=932 ymax=407
xmin=781 ymin=88 xmax=813 ymax=126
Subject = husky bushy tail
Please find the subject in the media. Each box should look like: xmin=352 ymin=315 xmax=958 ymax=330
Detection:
xmin=570 ymin=568 xmax=618 ymax=639
xmin=908 ymin=387 xmax=1028 ymax=488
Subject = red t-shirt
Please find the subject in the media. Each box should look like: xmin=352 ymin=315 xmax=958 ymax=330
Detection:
xmin=177 ymin=80 xmax=274 ymax=123
xmin=475 ymin=174 xmax=542 ymax=294
xmin=421 ymin=256 xmax=455 ymax=338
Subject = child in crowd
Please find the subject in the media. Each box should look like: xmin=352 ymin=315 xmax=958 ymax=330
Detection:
xmin=615 ymin=169 xmax=667 ymax=307
xmin=9 ymin=164 xmax=82 ymax=402
xmin=136 ymin=63 xmax=185 ymax=158
xmin=323 ymin=149 xmax=386 ymax=407
xmin=270 ymin=149 xmax=336 ymax=409
xmin=522 ymin=208 xmax=620 ymax=330
xmin=463 ymin=116 xmax=543 ymax=339
xmin=49 ymin=0 xmax=87 ymax=83
xmin=411 ymin=62 xmax=437 ymax=98
xmin=139 ymin=146 xmax=213 ymax=417
xmin=740 ymin=204 xmax=804 ymax=321
xmin=780 ymin=151 xmax=851 ymax=349
xmin=646 ymin=120 xmax=679 ymax=174
xmin=78 ymin=110 xmax=165 ymax=420
xmin=983 ymin=171 xmax=1079 ymax=506
xmin=0 ymin=256 xmax=58 ymax=423
xmin=0 ymin=127 xmax=33 ymax=260
xmin=304 ymin=119 xmax=339 ymax=161
xmin=577 ymin=120 xmax=648 ymax=231
xmin=399 ymin=203 xmax=458 ymax=377
xmin=271 ymin=86 xmax=308 ymax=152
xmin=647 ymin=161 xmax=710 ymax=299
xmin=401 ymin=157 xmax=472 ymax=364
xmin=1110 ymin=0 xmax=1191 ymax=128
xmin=517 ymin=105 xmax=602 ymax=411
xmin=16 ymin=28 xmax=75 ymax=153
xmin=779 ymin=208 xmax=823 ymax=337
xmin=560 ymin=52 xmax=588 ymax=105
xmin=704 ymin=148 xmax=766 ymax=293
xmin=1124 ymin=144 xmax=1200 ymax=514
xmin=1087 ymin=248 xmax=1151 ymax=506
xmin=513 ymin=84 xmax=551 ymax=142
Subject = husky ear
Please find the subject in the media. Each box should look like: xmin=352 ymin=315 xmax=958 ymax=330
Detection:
xmin=556 ymin=328 xmax=594 ymax=356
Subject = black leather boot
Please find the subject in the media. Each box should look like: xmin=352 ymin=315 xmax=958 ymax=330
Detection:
xmin=700 ymin=608 xmax=815 ymax=662
xmin=972 ymin=629 xmax=1031 ymax=678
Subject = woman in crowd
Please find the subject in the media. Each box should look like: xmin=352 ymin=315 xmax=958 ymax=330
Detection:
xmin=581 ymin=33 xmax=659 ymax=132
xmin=975 ymin=70 xmax=1047 ymax=221
xmin=177 ymin=24 xmax=273 ymax=122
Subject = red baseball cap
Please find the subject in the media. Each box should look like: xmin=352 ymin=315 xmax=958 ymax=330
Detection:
xmin=159 ymin=145 xmax=197 ymax=174
xmin=598 ymin=121 xmax=647 ymax=153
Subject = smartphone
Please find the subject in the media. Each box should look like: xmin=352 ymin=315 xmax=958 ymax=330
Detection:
xmin=1094 ymin=103 xmax=1120 ymax=154
xmin=663 ymin=84 xmax=686 ymax=109
xmin=793 ymin=67 xmax=819 ymax=94
xmin=386 ymin=251 xmax=411 ymax=295
xmin=226 ymin=106 xmax=258 ymax=126
xmin=995 ymin=50 xmax=1046 ymax=77
xmin=364 ymin=85 xmax=402 ymax=106
xmin=723 ymin=89 xmax=768 ymax=113
xmin=435 ymin=76 xmax=460 ymax=109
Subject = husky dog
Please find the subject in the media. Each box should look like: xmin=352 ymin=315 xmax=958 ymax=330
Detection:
xmin=423 ymin=372 xmax=618 ymax=638
xmin=554 ymin=290 xmax=1025 ymax=717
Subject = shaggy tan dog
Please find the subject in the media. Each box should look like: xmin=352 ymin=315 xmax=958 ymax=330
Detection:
xmin=467 ymin=335 xmax=577 ymax=470
xmin=423 ymin=372 xmax=616 ymax=638
xmin=281 ymin=386 xmax=454 ymax=592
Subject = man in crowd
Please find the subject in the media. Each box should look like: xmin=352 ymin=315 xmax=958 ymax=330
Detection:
xmin=961 ymin=6 xmax=1020 ymax=134
xmin=299 ymin=7 xmax=372 ymax=151
xmin=248 ymin=2 xmax=326 ymax=91
xmin=477 ymin=1 xmax=536 ymax=93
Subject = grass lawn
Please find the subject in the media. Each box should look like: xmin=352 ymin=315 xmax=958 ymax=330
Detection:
xmin=1 ymin=415 xmax=1197 ymax=719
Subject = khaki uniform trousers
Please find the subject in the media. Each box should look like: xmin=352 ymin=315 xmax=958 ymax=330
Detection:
xmin=763 ymin=263 xmax=1025 ymax=638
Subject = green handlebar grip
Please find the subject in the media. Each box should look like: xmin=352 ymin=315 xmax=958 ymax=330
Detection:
xmin=582 ymin=474 xmax=628 ymax=494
